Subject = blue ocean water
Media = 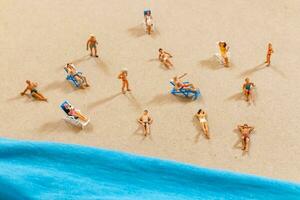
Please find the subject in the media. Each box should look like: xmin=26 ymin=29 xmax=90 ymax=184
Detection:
xmin=0 ymin=138 xmax=299 ymax=200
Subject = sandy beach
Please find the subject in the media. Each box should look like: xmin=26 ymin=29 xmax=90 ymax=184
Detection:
xmin=0 ymin=0 xmax=299 ymax=182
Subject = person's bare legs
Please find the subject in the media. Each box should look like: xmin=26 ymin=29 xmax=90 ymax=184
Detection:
xmin=32 ymin=93 xmax=47 ymax=101
xmin=147 ymin=25 xmax=151 ymax=34
xmin=74 ymin=111 xmax=88 ymax=122
xmin=266 ymin=55 xmax=271 ymax=66
xmin=144 ymin=123 xmax=150 ymax=136
xmin=94 ymin=47 xmax=99 ymax=57
xmin=224 ymin=57 xmax=229 ymax=67
xmin=203 ymin=122 xmax=210 ymax=139
xmin=244 ymin=137 xmax=250 ymax=152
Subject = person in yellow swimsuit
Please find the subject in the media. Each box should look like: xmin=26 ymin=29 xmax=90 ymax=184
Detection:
xmin=218 ymin=41 xmax=230 ymax=67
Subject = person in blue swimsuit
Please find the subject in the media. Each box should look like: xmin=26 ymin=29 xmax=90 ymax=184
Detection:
xmin=242 ymin=78 xmax=255 ymax=102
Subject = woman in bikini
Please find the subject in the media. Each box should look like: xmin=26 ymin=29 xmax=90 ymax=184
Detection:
xmin=265 ymin=43 xmax=274 ymax=66
xmin=118 ymin=68 xmax=131 ymax=94
xmin=218 ymin=41 xmax=230 ymax=67
xmin=86 ymin=34 xmax=99 ymax=57
xmin=65 ymin=63 xmax=90 ymax=87
xmin=144 ymin=10 xmax=153 ymax=35
xmin=63 ymin=103 xmax=88 ymax=122
xmin=195 ymin=109 xmax=210 ymax=139
xmin=242 ymin=78 xmax=255 ymax=102
xmin=138 ymin=110 xmax=153 ymax=136
xmin=173 ymin=73 xmax=196 ymax=92
xmin=158 ymin=48 xmax=173 ymax=68
xmin=20 ymin=80 xmax=47 ymax=101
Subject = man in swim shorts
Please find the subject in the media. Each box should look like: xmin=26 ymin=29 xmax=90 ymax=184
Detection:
xmin=65 ymin=63 xmax=90 ymax=88
xmin=20 ymin=80 xmax=47 ymax=102
xmin=86 ymin=34 xmax=99 ymax=57
xmin=138 ymin=110 xmax=153 ymax=136
xmin=173 ymin=73 xmax=197 ymax=92
xmin=237 ymin=124 xmax=255 ymax=152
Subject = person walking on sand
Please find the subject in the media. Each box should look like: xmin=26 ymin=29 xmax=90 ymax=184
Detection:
xmin=218 ymin=41 xmax=230 ymax=67
xmin=20 ymin=80 xmax=47 ymax=102
xmin=265 ymin=43 xmax=274 ymax=66
xmin=242 ymin=78 xmax=255 ymax=102
xmin=118 ymin=68 xmax=131 ymax=94
xmin=159 ymin=48 xmax=173 ymax=68
xmin=138 ymin=109 xmax=153 ymax=136
xmin=86 ymin=34 xmax=99 ymax=57
xmin=173 ymin=73 xmax=197 ymax=92
xmin=195 ymin=109 xmax=210 ymax=139
xmin=237 ymin=124 xmax=254 ymax=152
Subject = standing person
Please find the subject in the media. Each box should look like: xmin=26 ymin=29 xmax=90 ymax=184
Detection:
xmin=86 ymin=34 xmax=99 ymax=57
xmin=158 ymin=48 xmax=173 ymax=68
xmin=237 ymin=124 xmax=255 ymax=152
xmin=218 ymin=41 xmax=230 ymax=67
xmin=20 ymin=80 xmax=47 ymax=102
xmin=138 ymin=110 xmax=153 ymax=136
xmin=242 ymin=78 xmax=255 ymax=102
xmin=118 ymin=68 xmax=131 ymax=94
xmin=144 ymin=10 xmax=153 ymax=35
xmin=195 ymin=109 xmax=210 ymax=139
xmin=265 ymin=43 xmax=274 ymax=66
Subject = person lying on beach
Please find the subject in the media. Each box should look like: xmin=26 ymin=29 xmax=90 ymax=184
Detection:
xmin=195 ymin=109 xmax=210 ymax=139
xmin=20 ymin=80 xmax=47 ymax=102
xmin=265 ymin=43 xmax=274 ymax=66
xmin=159 ymin=48 xmax=173 ymax=68
xmin=63 ymin=103 xmax=88 ymax=122
xmin=218 ymin=41 xmax=230 ymax=67
xmin=242 ymin=78 xmax=255 ymax=102
xmin=144 ymin=10 xmax=153 ymax=35
xmin=173 ymin=73 xmax=197 ymax=92
xmin=65 ymin=63 xmax=90 ymax=88
xmin=138 ymin=110 xmax=153 ymax=136
xmin=237 ymin=124 xmax=254 ymax=152
xmin=118 ymin=68 xmax=131 ymax=94
xmin=86 ymin=34 xmax=99 ymax=57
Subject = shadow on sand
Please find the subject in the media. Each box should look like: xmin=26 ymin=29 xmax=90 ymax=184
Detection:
xmin=128 ymin=24 xmax=145 ymax=38
xmin=147 ymin=93 xmax=195 ymax=106
xmin=125 ymin=92 xmax=143 ymax=112
xmin=57 ymin=55 xmax=91 ymax=71
xmin=199 ymin=57 xmax=223 ymax=70
xmin=87 ymin=92 xmax=122 ymax=110
xmin=239 ymin=62 xmax=266 ymax=77
xmin=94 ymin=58 xmax=110 ymax=75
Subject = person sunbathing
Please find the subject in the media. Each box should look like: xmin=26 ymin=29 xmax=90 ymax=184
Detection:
xmin=195 ymin=109 xmax=210 ymax=139
xmin=159 ymin=48 xmax=173 ymax=68
xmin=65 ymin=63 xmax=89 ymax=87
xmin=237 ymin=124 xmax=255 ymax=152
xmin=20 ymin=80 xmax=47 ymax=102
xmin=144 ymin=10 xmax=153 ymax=34
xmin=63 ymin=103 xmax=88 ymax=122
xmin=218 ymin=41 xmax=230 ymax=67
xmin=242 ymin=78 xmax=255 ymax=102
xmin=138 ymin=110 xmax=153 ymax=136
xmin=173 ymin=73 xmax=197 ymax=92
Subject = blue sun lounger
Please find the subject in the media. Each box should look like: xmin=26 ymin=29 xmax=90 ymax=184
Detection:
xmin=170 ymin=81 xmax=201 ymax=100
xmin=64 ymin=67 xmax=83 ymax=88
xmin=60 ymin=100 xmax=89 ymax=129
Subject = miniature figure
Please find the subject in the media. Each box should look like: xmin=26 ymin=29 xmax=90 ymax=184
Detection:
xmin=195 ymin=109 xmax=210 ymax=139
xmin=20 ymin=80 xmax=47 ymax=101
xmin=138 ymin=109 xmax=153 ymax=136
xmin=217 ymin=41 xmax=230 ymax=67
xmin=242 ymin=78 xmax=255 ymax=102
xmin=237 ymin=124 xmax=255 ymax=152
xmin=159 ymin=48 xmax=173 ymax=68
xmin=118 ymin=68 xmax=131 ymax=94
xmin=265 ymin=43 xmax=274 ymax=66
xmin=64 ymin=63 xmax=90 ymax=88
xmin=86 ymin=34 xmax=99 ymax=57
xmin=173 ymin=73 xmax=196 ymax=92
xmin=60 ymin=101 xmax=90 ymax=129
xmin=144 ymin=10 xmax=153 ymax=35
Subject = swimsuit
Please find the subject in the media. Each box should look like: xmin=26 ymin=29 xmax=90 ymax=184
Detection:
xmin=30 ymin=88 xmax=38 ymax=94
xmin=199 ymin=117 xmax=207 ymax=123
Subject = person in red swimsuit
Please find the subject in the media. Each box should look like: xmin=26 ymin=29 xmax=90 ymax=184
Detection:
xmin=173 ymin=73 xmax=196 ymax=92
xmin=265 ymin=43 xmax=274 ymax=66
